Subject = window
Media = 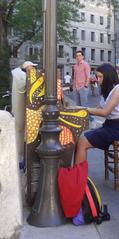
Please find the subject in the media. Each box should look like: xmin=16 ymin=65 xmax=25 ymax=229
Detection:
xmin=72 ymin=29 xmax=77 ymax=39
xmin=58 ymin=45 xmax=64 ymax=58
xmin=72 ymin=47 xmax=77 ymax=59
xmin=91 ymin=32 xmax=95 ymax=42
xmin=81 ymin=12 xmax=85 ymax=21
xmin=82 ymin=48 xmax=86 ymax=58
xmin=10 ymin=28 xmax=19 ymax=37
xmin=91 ymin=0 xmax=95 ymax=2
xmin=81 ymin=30 xmax=85 ymax=41
xmin=100 ymin=16 xmax=104 ymax=25
xmin=34 ymin=47 xmax=38 ymax=55
xmin=108 ymin=51 xmax=111 ymax=62
xmin=9 ymin=45 xmax=12 ymax=56
xmin=90 ymin=14 xmax=95 ymax=23
xmin=91 ymin=49 xmax=95 ymax=61
xmin=29 ymin=47 xmax=33 ymax=56
xmin=107 ymin=16 xmax=111 ymax=29
xmin=107 ymin=34 xmax=111 ymax=44
xmin=100 ymin=33 xmax=104 ymax=43
xmin=13 ymin=46 xmax=18 ymax=58
xmin=100 ymin=50 xmax=104 ymax=61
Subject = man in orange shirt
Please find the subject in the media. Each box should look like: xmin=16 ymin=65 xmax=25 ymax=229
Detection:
xmin=73 ymin=50 xmax=90 ymax=106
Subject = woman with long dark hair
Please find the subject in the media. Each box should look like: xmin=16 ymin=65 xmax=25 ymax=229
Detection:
xmin=75 ymin=63 xmax=119 ymax=164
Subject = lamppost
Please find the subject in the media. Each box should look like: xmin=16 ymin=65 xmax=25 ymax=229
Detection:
xmin=42 ymin=0 xmax=46 ymax=69
xmin=114 ymin=5 xmax=117 ymax=68
xmin=27 ymin=0 xmax=66 ymax=227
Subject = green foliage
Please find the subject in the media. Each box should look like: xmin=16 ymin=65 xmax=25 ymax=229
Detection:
xmin=97 ymin=0 xmax=119 ymax=8
xmin=0 ymin=96 xmax=11 ymax=110
xmin=11 ymin=0 xmax=42 ymax=47
xmin=10 ymin=0 xmax=83 ymax=46
xmin=57 ymin=0 xmax=83 ymax=42
xmin=0 ymin=0 xmax=83 ymax=89
xmin=0 ymin=44 xmax=11 ymax=91
xmin=110 ymin=0 xmax=119 ymax=10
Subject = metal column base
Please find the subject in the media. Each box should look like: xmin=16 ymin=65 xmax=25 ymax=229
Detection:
xmin=27 ymin=158 xmax=66 ymax=227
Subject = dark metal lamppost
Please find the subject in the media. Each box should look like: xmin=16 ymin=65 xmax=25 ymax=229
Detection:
xmin=27 ymin=0 xmax=66 ymax=227
xmin=42 ymin=0 xmax=46 ymax=69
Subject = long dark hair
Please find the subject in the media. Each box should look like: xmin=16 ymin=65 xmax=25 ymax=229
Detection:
xmin=96 ymin=63 xmax=119 ymax=99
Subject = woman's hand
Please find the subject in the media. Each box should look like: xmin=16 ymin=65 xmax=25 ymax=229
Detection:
xmin=87 ymin=107 xmax=95 ymax=115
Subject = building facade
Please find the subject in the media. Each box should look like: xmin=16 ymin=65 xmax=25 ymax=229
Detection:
xmin=57 ymin=0 xmax=115 ymax=80
xmin=10 ymin=0 xmax=115 ymax=82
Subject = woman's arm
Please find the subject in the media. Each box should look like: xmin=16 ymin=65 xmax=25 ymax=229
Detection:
xmin=87 ymin=88 xmax=119 ymax=117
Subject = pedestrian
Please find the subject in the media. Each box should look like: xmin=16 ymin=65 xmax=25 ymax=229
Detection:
xmin=73 ymin=50 xmax=90 ymax=106
xmin=64 ymin=72 xmax=71 ymax=86
xmin=64 ymin=72 xmax=72 ymax=94
xmin=74 ymin=63 xmax=119 ymax=165
xmin=11 ymin=61 xmax=38 ymax=166
xmin=90 ymin=70 xmax=98 ymax=96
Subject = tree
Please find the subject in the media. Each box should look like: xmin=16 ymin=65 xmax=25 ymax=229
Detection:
xmin=10 ymin=0 xmax=42 ymax=51
xmin=0 ymin=0 xmax=15 ymax=90
xmin=0 ymin=0 xmax=83 ymax=89
xmin=97 ymin=0 xmax=119 ymax=10
xmin=11 ymin=0 xmax=83 ymax=49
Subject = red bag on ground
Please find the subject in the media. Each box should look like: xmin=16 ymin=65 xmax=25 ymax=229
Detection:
xmin=58 ymin=161 xmax=88 ymax=218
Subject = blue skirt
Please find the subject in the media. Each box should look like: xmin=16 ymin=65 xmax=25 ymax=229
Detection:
xmin=84 ymin=119 xmax=119 ymax=150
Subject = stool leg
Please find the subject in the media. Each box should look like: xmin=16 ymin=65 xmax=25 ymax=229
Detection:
xmin=104 ymin=149 xmax=109 ymax=180
xmin=114 ymin=144 xmax=119 ymax=190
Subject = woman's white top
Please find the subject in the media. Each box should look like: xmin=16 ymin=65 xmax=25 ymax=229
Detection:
xmin=100 ymin=84 xmax=119 ymax=120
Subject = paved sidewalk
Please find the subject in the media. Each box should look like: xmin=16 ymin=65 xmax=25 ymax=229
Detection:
xmin=20 ymin=149 xmax=119 ymax=239
xmin=64 ymin=87 xmax=101 ymax=107
xmin=20 ymin=91 xmax=119 ymax=239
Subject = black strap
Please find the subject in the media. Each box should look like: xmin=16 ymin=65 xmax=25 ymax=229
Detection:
xmin=95 ymin=205 xmax=110 ymax=225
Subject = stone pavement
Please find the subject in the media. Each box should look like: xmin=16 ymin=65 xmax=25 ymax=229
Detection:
xmin=63 ymin=86 xmax=101 ymax=107
xmin=20 ymin=90 xmax=119 ymax=239
xmin=20 ymin=149 xmax=119 ymax=239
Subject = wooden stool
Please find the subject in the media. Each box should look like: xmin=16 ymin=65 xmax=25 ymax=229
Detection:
xmin=104 ymin=141 xmax=119 ymax=190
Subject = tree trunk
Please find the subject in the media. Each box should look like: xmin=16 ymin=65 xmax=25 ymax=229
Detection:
xmin=0 ymin=4 xmax=11 ymax=91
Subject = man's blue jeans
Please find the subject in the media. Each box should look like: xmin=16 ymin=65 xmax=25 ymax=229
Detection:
xmin=73 ymin=87 xmax=89 ymax=107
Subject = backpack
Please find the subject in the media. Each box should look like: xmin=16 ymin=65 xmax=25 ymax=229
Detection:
xmin=82 ymin=177 xmax=110 ymax=225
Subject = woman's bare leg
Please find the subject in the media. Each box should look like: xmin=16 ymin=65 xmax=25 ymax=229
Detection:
xmin=75 ymin=136 xmax=93 ymax=164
